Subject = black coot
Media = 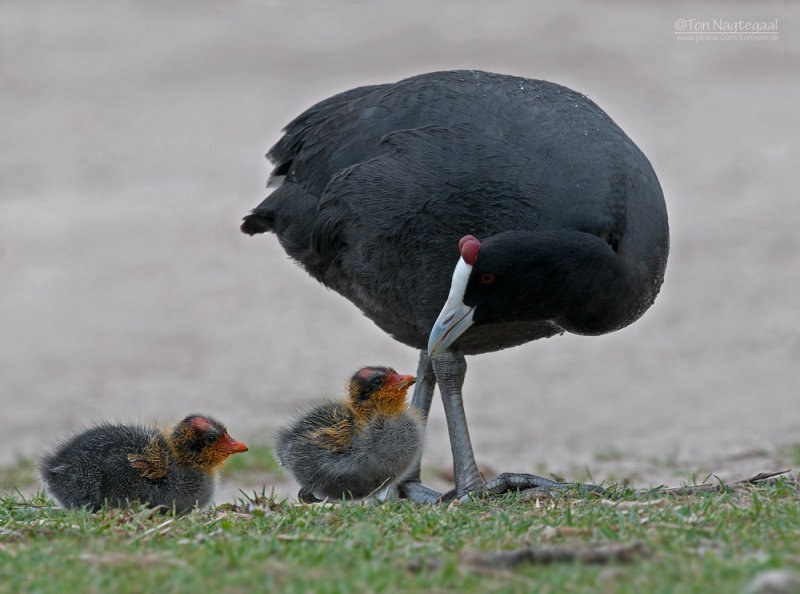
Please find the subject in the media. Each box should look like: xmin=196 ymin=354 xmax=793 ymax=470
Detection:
xmin=243 ymin=70 xmax=669 ymax=501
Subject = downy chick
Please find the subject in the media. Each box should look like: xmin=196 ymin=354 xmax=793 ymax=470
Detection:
xmin=40 ymin=414 xmax=247 ymax=513
xmin=276 ymin=367 xmax=423 ymax=502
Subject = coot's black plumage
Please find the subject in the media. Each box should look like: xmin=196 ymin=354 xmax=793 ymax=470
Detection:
xmin=243 ymin=70 xmax=669 ymax=501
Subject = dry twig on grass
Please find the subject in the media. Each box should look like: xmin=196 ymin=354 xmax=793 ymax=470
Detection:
xmin=462 ymin=541 xmax=651 ymax=570
xmin=647 ymin=470 xmax=793 ymax=497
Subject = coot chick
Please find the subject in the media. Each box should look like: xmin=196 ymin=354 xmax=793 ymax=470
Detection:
xmin=275 ymin=367 xmax=423 ymax=502
xmin=243 ymin=70 xmax=669 ymax=501
xmin=40 ymin=415 xmax=248 ymax=512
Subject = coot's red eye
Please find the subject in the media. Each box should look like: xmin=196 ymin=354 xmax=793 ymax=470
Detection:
xmin=480 ymin=273 xmax=495 ymax=285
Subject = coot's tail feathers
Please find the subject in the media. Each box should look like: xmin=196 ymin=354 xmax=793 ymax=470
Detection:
xmin=241 ymin=183 xmax=327 ymax=276
xmin=241 ymin=210 xmax=274 ymax=235
xmin=244 ymin=84 xmax=387 ymax=242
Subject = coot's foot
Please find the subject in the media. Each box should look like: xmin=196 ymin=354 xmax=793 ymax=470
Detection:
xmin=298 ymin=487 xmax=322 ymax=503
xmin=476 ymin=472 xmax=609 ymax=499
xmin=400 ymin=473 xmax=609 ymax=504
xmin=398 ymin=480 xmax=446 ymax=504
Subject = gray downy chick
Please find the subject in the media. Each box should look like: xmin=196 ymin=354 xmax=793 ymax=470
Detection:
xmin=276 ymin=367 xmax=424 ymax=502
xmin=40 ymin=415 xmax=248 ymax=513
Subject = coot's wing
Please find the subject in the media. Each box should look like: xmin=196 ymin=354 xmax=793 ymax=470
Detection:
xmin=268 ymin=83 xmax=387 ymax=186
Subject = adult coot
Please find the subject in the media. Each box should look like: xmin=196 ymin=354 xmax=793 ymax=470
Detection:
xmin=242 ymin=70 xmax=669 ymax=502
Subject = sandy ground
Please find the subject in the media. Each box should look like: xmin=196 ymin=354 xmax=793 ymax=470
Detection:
xmin=1 ymin=1 xmax=798 ymax=504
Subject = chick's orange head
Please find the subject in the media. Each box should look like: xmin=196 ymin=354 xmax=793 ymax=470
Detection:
xmin=170 ymin=415 xmax=248 ymax=471
xmin=346 ymin=367 xmax=416 ymax=418
xmin=187 ymin=416 xmax=249 ymax=455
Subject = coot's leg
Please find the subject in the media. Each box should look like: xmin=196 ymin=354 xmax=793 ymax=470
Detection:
xmin=409 ymin=350 xmax=436 ymax=473
xmin=430 ymin=350 xmax=610 ymax=501
xmin=399 ymin=350 xmax=444 ymax=504
xmin=401 ymin=350 xmax=610 ymax=503
xmin=432 ymin=350 xmax=485 ymax=496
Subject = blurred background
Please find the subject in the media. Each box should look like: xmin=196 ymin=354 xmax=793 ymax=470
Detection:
xmin=1 ymin=0 xmax=797 ymax=500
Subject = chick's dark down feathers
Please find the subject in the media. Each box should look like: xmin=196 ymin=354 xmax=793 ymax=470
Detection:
xmin=276 ymin=400 xmax=423 ymax=500
xmin=40 ymin=416 xmax=245 ymax=512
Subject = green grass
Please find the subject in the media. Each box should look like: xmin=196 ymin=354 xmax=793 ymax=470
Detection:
xmin=0 ymin=457 xmax=37 ymax=492
xmin=2 ymin=478 xmax=800 ymax=593
xmin=776 ymin=444 xmax=800 ymax=467
xmin=220 ymin=443 xmax=284 ymax=477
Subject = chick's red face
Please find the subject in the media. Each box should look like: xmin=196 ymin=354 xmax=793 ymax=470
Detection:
xmin=216 ymin=433 xmax=249 ymax=455
xmin=384 ymin=371 xmax=417 ymax=394
xmin=350 ymin=367 xmax=415 ymax=400
xmin=346 ymin=367 xmax=417 ymax=418
xmin=174 ymin=415 xmax=248 ymax=470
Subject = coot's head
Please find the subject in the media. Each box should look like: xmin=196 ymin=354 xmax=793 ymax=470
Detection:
xmin=428 ymin=233 xmax=565 ymax=356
